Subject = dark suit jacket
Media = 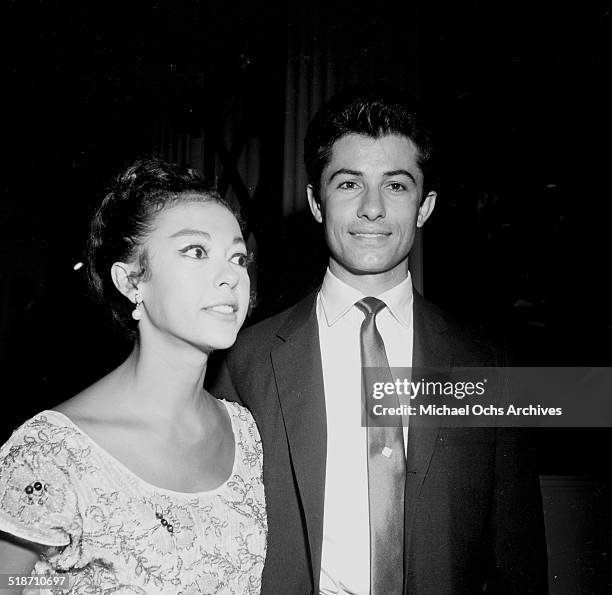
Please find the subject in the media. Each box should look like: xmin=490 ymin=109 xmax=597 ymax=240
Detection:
xmin=210 ymin=289 xmax=548 ymax=594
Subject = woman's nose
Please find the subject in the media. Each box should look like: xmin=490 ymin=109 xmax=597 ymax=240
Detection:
xmin=215 ymin=261 xmax=240 ymax=289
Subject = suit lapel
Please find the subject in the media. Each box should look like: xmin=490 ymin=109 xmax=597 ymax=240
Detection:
xmin=267 ymin=288 xmax=451 ymax=585
xmin=404 ymin=291 xmax=451 ymax=564
xmin=270 ymin=291 xmax=327 ymax=586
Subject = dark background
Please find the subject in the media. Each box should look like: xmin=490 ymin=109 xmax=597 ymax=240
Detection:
xmin=1 ymin=2 xmax=611 ymax=590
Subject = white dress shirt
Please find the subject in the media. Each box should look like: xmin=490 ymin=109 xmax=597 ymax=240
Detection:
xmin=317 ymin=269 xmax=414 ymax=595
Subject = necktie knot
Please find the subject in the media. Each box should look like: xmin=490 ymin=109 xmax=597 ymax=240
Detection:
xmin=355 ymin=296 xmax=386 ymax=318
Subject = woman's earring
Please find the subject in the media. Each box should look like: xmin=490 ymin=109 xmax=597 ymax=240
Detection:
xmin=132 ymin=292 xmax=143 ymax=321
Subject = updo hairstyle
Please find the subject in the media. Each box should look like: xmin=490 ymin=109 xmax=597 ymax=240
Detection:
xmin=87 ymin=158 xmax=238 ymax=335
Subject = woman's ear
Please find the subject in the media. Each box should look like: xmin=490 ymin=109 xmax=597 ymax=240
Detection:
xmin=111 ymin=262 xmax=139 ymax=301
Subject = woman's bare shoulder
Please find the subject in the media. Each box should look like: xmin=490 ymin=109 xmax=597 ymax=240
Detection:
xmin=54 ymin=369 xmax=124 ymax=425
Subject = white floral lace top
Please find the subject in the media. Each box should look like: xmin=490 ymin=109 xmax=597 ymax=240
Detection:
xmin=0 ymin=401 xmax=267 ymax=594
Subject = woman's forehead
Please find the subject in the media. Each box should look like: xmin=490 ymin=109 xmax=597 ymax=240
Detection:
xmin=152 ymin=201 xmax=241 ymax=237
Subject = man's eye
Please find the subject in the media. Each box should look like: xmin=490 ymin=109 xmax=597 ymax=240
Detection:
xmin=230 ymin=252 xmax=251 ymax=268
xmin=387 ymin=182 xmax=407 ymax=192
xmin=181 ymin=245 xmax=208 ymax=259
xmin=338 ymin=181 xmax=359 ymax=190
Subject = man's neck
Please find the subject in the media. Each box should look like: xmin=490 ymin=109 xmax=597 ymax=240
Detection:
xmin=328 ymin=261 xmax=410 ymax=296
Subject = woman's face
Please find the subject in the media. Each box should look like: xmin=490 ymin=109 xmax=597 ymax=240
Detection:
xmin=136 ymin=201 xmax=250 ymax=353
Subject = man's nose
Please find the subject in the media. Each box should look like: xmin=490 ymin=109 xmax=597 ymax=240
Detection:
xmin=357 ymin=186 xmax=385 ymax=220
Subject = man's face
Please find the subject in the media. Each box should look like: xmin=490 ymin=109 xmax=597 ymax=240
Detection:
xmin=308 ymin=133 xmax=436 ymax=293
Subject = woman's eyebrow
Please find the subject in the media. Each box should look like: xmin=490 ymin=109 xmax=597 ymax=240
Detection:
xmin=168 ymin=228 xmax=211 ymax=239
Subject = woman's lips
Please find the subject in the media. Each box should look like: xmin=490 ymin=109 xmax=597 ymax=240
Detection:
xmin=202 ymin=303 xmax=238 ymax=319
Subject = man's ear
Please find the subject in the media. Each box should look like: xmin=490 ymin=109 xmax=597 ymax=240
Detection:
xmin=111 ymin=262 xmax=139 ymax=302
xmin=417 ymin=191 xmax=437 ymax=228
xmin=307 ymin=185 xmax=323 ymax=224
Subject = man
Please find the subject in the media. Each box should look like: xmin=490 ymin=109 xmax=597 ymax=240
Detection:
xmin=211 ymin=87 xmax=548 ymax=594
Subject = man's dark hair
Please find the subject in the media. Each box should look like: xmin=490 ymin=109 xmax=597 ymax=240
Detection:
xmin=87 ymin=157 xmax=238 ymax=336
xmin=304 ymin=85 xmax=437 ymax=202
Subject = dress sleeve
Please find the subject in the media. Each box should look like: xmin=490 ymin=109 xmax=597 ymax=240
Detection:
xmin=0 ymin=415 xmax=81 ymax=551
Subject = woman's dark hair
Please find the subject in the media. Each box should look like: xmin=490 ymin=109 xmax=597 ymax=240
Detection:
xmin=87 ymin=158 xmax=238 ymax=336
xmin=304 ymin=85 xmax=437 ymax=201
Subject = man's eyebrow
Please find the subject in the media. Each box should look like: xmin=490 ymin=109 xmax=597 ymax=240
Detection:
xmin=384 ymin=169 xmax=417 ymax=184
xmin=328 ymin=168 xmax=362 ymax=181
xmin=328 ymin=168 xmax=418 ymax=184
xmin=232 ymin=236 xmax=246 ymax=246
xmin=168 ymin=229 xmax=211 ymax=239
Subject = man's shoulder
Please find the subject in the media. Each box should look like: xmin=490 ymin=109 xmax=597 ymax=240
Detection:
xmin=415 ymin=292 xmax=508 ymax=365
xmin=233 ymin=290 xmax=318 ymax=349
xmin=206 ymin=290 xmax=319 ymax=389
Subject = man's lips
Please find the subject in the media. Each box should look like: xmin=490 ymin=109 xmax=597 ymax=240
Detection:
xmin=349 ymin=230 xmax=392 ymax=237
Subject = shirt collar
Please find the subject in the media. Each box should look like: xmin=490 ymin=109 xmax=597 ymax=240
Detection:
xmin=319 ymin=268 xmax=413 ymax=328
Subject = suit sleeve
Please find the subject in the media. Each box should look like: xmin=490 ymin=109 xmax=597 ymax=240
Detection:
xmin=488 ymin=427 xmax=549 ymax=593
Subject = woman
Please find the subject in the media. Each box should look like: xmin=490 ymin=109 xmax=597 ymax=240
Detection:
xmin=0 ymin=159 xmax=266 ymax=594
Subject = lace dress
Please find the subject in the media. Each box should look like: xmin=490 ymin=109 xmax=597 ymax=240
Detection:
xmin=0 ymin=401 xmax=267 ymax=594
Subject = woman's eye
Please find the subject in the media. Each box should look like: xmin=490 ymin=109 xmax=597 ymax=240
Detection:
xmin=230 ymin=253 xmax=250 ymax=268
xmin=181 ymin=245 xmax=208 ymax=259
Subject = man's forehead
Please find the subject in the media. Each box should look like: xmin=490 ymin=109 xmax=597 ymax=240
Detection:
xmin=325 ymin=133 xmax=422 ymax=175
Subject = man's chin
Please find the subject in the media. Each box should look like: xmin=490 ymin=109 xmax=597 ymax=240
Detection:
xmin=332 ymin=256 xmax=409 ymax=277
xmin=328 ymin=258 xmax=411 ymax=291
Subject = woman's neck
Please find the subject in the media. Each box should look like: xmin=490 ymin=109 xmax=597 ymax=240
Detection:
xmin=115 ymin=334 xmax=212 ymax=424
